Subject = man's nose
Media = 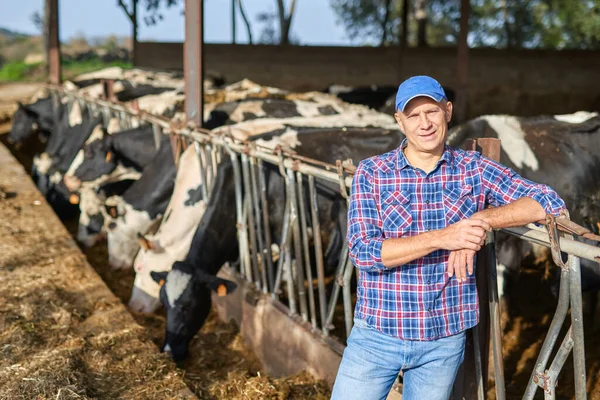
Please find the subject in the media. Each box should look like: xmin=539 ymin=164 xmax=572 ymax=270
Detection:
xmin=419 ymin=112 xmax=432 ymax=128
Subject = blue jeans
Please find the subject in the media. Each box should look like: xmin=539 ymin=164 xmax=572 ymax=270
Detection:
xmin=331 ymin=319 xmax=466 ymax=400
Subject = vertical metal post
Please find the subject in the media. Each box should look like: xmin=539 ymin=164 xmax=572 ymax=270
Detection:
xmin=185 ymin=0 xmax=205 ymax=127
xmin=297 ymin=172 xmax=318 ymax=330
xmin=241 ymin=154 xmax=261 ymax=288
xmin=487 ymin=232 xmax=506 ymax=400
xmin=272 ymin=198 xmax=291 ymax=300
xmin=152 ymin=123 xmax=162 ymax=150
xmin=203 ymin=145 xmax=214 ymax=197
xmin=194 ymin=142 xmax=209 ymax=201
xmin=250 ymin=157 xmax=269 ymax=293
xmin=258 ymin=160 xmax=275 ymax=292
xmin=287 ymin=169 xmax=309 ymax=322
xmin=309 ymin=175 xmax=328 ymax=333
xmin=225 ymin=148 xmax=248 ymax=278
xmin=48 ymin=0 xmax=61 ymax=85
xmin=569 ymin=255 xmax=587 ymax=400
xmin=325 ymin=242 xmax=350 ymax=335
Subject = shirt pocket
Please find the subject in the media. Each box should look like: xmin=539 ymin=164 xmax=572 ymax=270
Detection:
xmin=443 ymin=184 xmax=476 ymax=225
xmin=380 ymin=190 xmax=412 ymax=238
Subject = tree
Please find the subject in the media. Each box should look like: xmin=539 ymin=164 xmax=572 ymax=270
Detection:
xmin=331 ymin=0 xmax=454 ymax=47
xmin=277 ymin=0 xmax=297 ymax=45
xmin=116 ymin=0 xmax=182 ymax=63
xmin=238 ymin=0 xmax=254 ymax=44
xmin=330 ymin=0 xmax=600 ymax=50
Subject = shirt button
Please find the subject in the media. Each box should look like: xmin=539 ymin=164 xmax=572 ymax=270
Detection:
xmin=426 ymin=225 xmax=431 ymax=231
xmin=427 ymin=307 xmax=432 ymax=312
xmin=426 ymin=200 xmax=430 ymax=204
xmin=427 ymin=280 xmax=431 ymax=284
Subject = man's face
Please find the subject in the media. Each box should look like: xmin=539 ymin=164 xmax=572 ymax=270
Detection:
xmin=394 ymin=97 xmax=453 ymax=156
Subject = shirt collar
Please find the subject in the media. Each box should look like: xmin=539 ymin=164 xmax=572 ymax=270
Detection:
xmin=395 ymin=138 xmax=454 ymax=171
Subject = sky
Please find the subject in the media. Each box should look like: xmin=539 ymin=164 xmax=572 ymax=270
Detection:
xmin=1 ymin=0 xmax=356 ymax=45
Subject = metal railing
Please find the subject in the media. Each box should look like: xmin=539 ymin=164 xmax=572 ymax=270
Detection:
xmin=43 ymin=84 xmax=600 ymax=399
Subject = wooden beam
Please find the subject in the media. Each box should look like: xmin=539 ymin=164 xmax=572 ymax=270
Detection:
xmin=48 ymin=0 xmax=61 ymax=85
xmin=184 ymin=0 xmax=205 ymax=127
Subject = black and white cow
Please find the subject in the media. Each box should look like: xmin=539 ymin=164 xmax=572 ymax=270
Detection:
xmin=138 ymin=126 xmax=404 ymax=362
xmin=204 ymin=97 xmax=349 ymax=129
xmin=62 ymin=122 xmax=170 ymax=247
xmin=129 ymin=145 xmax=211 ymax=311
xmin=149 ymin=159 xmax=239 ymax=362
xmin=63 ymin=123 xmax=157 ymax=192
xmin=326 ymin=84 xmax=398 ymax=110
xmin=446 ymin=111 xmax=600 ymax=298
xmin=8 ymin=96 xmax=58 ymax=145
xmin=104 ymin=142 xmax=177 ymax=269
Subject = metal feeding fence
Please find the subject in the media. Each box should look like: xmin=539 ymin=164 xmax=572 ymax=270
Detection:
xmin=45 ymin=83 xmax=600 ymax=400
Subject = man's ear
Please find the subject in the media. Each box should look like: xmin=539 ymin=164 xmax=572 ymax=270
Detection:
xmin=445 ymin=101 xmax=453 ymax=123
xmin=394 ymin=112 xmax=402 ymax=124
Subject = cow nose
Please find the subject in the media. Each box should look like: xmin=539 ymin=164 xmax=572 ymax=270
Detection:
xmin=108 ymin=222 xmax=117 ymax=230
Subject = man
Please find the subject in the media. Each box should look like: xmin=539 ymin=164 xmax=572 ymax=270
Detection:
xmin=330 ymin=75 xmax=565 ymax=400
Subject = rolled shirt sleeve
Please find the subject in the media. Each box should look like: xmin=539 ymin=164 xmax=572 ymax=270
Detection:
xmin=346 ymin=161 xmax=386 ymax=272
xmin=479 ymin=155 xmax=566 ymax=216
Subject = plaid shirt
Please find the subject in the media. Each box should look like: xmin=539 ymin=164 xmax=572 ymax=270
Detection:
xmin=348 ymin=140 xmax=565 ymax=340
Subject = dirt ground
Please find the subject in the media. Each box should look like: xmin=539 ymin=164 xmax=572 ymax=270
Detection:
xmin=0 ymin=139 xmax=195 ymax=399
xmin=2 ymin=82 xmax=599 ymax=400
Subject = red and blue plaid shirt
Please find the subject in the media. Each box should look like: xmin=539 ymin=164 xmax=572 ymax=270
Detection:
xmin=347 ymin=140 xmax=565 ymax=340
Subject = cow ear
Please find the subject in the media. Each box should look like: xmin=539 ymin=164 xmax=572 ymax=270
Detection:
xmin=214 ymin=279 xmax=237 ymax=297
xmin=137 ymin=233 xmax=163 ymax=252
xmin=150 ymin=271 xmax=168 ymax=286
xmin=194 ymin=271 xmax=237 ymax=297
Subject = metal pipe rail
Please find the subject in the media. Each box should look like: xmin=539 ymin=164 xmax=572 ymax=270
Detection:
xmin=42 ymin=84 xmax=599 ymax=399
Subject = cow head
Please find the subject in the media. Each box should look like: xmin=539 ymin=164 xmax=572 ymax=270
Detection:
xmin=150 ymin=261 xmax=236 ymax=362
xmin=8 ymin=103 xmax=40 ymax=145
xmin=105 ymin=196 xmax=155 ymax=269
xmin=71 ymin=136 xmax=118 ymax=186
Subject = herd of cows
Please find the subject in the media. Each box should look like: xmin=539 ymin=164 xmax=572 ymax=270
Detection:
xmin=8 ymin=67 xmax=600 ymax=362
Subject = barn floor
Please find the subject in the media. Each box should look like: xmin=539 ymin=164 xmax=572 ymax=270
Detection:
xmin=1 ymin=82 xmax=599 ymax=400
xmin=0 ymin=140 xmax=195 ymax=399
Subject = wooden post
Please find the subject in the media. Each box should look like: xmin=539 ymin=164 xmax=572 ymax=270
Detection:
xmin=48 ymin=0 xmax=61 ymax=85
xmin=452 ymin=138 xmax=502 ymax=400
xmin=184 ymin=0 xmax=205 ymax=127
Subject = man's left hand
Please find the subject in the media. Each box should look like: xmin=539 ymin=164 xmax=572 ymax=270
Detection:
xmin=447 ymin=249 xmax=477 ymax=282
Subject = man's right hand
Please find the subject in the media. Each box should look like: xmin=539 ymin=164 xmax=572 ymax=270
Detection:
xmin=435 ymin=218 xmax=491 ymax=251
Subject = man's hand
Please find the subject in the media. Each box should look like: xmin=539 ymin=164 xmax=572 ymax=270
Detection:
xmin=447 ymin=249 xmax=477 ymax=282
xmin=435 ymin=218 xmax=491 ymax=251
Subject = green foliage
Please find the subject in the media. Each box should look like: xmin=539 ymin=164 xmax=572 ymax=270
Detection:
xmin=330 ymin=0 xmax=600 ymax=49
xmin=0 ymin=58 xmax=133 ymax=82
xmin=0 ymin=61 xmax=41 ymax=81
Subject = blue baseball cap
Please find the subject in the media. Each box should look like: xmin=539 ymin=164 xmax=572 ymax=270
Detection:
xmin=395 ymin=75 xmax=447 ymax=112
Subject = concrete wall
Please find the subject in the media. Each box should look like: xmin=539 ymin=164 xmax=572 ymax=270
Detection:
xmin=136 ymin=42 xmax=600 ymax=119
